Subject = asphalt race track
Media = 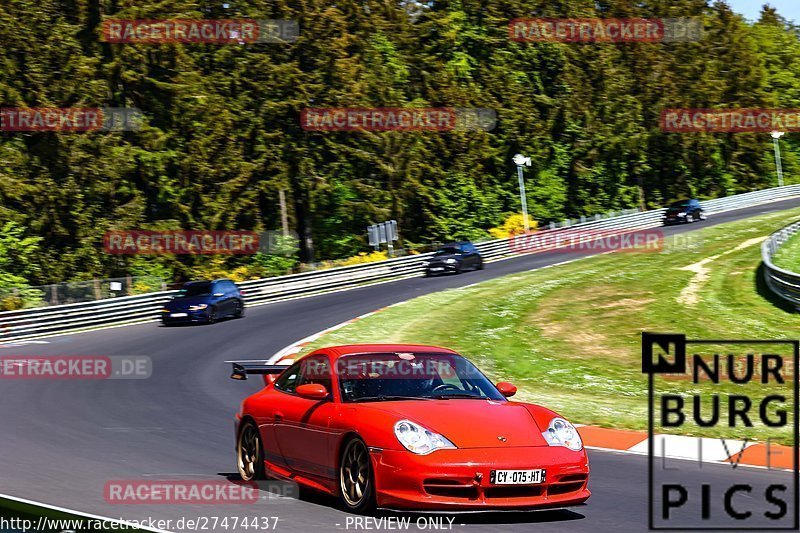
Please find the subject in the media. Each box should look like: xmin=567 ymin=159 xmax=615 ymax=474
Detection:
xmin=1 ymin=199 xmax=799 ymax=532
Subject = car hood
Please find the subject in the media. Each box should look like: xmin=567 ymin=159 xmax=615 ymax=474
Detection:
xmin=166 ymin=295 xmax=210 ymax=309
xmin=430 ymin=253 xmax=459 ymax=261
xmin=666 ymin=207 xmax=688 ymax=214
xmin=358 ymin=399 xmax=549 ymax=448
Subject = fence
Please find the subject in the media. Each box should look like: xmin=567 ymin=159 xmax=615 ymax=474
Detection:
xmin=761 ymin=219 xmax=800 ymax=308
xmin=2 ymin=184 xmax=800 ymax=342
xmin=0 ymin=276 xmax=167 ymax=311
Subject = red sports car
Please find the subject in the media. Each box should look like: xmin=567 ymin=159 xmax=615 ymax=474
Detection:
xmin=229 ymin=344 xmax=590 ymax=512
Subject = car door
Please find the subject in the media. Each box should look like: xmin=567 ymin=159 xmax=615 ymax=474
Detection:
xmin=259 ymin=361 xmax=302 ymax=468
xmin=222 ymin=280 xmax=237 ymax=314
xmin=693 ymin=199 xmax=703 ymax=220
xmin=453 ymin=244 xmax=467 ymax=268
xmin=216 ymin=280 xmax=235 ymax=315
xmin=469 ymin=243 xmax=480 ymax=267
xmin=208 ymin=281 xmax=225 ymax=315
xmin=462 ymin=243 xmax=477 ymax=268
xmin=272 ymin=355 xmax=337 ymax=479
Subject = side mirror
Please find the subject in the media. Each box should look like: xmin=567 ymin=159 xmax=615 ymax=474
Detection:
xmin=296 ymin=383 xmax=329 ymax=400
xmin=213 ymin=292 xmax=225 ymax=297
xmin=496 ymin=382 xmax=517 ymax=398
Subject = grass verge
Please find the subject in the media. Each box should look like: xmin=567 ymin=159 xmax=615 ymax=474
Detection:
xmin=0 ymin=497 xmax=142 ymax=531
xmin=302 ymin=208 xmax=800 ymax=443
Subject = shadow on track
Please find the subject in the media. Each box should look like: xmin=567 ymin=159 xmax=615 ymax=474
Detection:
xmin=219 ymin=473 xmax=586 ymax=525
xmin=376 ymin=508 xmax=586 ymax=525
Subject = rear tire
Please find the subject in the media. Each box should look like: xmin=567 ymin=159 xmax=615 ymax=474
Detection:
xmin=237 ymin=421 xmax=265 ymax=481
xmin=339 ymin=438 xmax=375 ymax=513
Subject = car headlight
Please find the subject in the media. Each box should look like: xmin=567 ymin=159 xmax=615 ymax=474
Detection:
xmin=677 ymin=212 xmax=687 ymax=217
xmin=161 ymin=308 xmax=170 ymax=313
xmin=188 ymin=304 xmax=208 ymax=311
xmin=445 ymin=258 xmax=456 ymax=264
xmin=394 ymin=420 xmax=456 ymax=455
xmin=542 ymin=417 xmax=583 ymax=451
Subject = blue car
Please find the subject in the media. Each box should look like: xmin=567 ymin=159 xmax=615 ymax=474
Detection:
xmin=161 ymin=279 xmax=245 ymax=325
xmin=663 ymin=198 xmax=705 ymax=225
xmin=422 ymin=241 xmax=483 ymax=276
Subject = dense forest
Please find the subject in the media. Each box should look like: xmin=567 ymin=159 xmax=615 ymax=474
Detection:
xmin=1 ymin=0 xmax=799 ymax=291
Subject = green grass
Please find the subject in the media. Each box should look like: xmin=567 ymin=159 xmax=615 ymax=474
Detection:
xmin=0 ymin=497 xmax=142 ymax=531
xmin=302 ymin=209 xmax=800 ymax=443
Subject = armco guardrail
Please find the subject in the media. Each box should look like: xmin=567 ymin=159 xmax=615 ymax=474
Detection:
xmin=2 ymin=184 xmax=800 ymax=342
xmin=762 ymin=219 xmax=800 ymax=308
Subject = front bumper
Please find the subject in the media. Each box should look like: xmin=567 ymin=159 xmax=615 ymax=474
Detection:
xmin=425 ymin=263 xmax=458 ymax=274
xmin=161 ymin=309 xmax=210 ymax=323
xmin=372 ymin=446 xmax=590 ymax=510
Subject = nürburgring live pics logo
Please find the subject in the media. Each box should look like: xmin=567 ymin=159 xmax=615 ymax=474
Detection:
xmin=642 ymin=332 xmax=799 ymax=530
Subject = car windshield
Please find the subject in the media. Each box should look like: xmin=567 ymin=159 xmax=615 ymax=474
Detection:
xmin=435 ymin=247 xmax=460 ymax=255
xmin=175 ymin=282 xmax=212 ymax=298
xmin=337 ymin=352 xmax=505 ymax=402
xmin=669 ymin=200 xmax=691 ymax=208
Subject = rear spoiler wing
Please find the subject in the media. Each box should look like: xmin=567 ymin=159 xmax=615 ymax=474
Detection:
xmin=226 ymin=360 xmax=288 ymax=381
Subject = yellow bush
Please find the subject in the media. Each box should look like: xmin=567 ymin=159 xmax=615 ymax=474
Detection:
xmin=189 ymin=258 xmax=259 ymax=282
xmin=489 ymin=213 xmax=538 ymax=239
xmin=130 ymin=281 xmax=155 ymax=295
xmin=338 ymin=251 xmax=389 ymax=266
xmin=0 ymin=295 xmax=23 ymax=311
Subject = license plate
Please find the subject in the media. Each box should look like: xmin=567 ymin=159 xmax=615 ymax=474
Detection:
xmin=170 ymin=313 xmax=188 ymax=317
xmin=490 ymin=469 xmax=545 ymax=485
xmin=430 ymin=267 xmax=444 ymax=271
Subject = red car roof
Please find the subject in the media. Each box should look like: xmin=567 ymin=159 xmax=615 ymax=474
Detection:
xmin=318 ymin=344 xmax=458 ymax=359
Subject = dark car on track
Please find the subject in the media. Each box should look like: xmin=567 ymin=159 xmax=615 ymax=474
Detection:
xmin=663 ymin=198 xmax=705 ymax=225
xmin=423 ymin=241 xmax=483 ymax=276
xmin=161 ymin=279 xmax=244 ymax=325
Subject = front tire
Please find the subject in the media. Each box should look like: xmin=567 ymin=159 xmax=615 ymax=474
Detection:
xmin=234 ymin=300 xmax=245 ymax=318
xmin=339 ymin=438 xmax=375 ymax=513
xmin=207 ymin=307 xmax=217 ymax=324
xmin=237 ymin=421 xmax=265 ymax=481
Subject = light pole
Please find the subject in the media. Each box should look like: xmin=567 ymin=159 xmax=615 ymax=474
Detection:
xmin=771 ymin=131 xmax=785 ymax=187
xmin=512 ymin=154 xmax=532 ymax=233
